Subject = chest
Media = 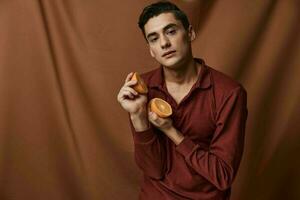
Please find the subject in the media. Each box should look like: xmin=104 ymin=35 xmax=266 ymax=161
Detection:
xmin=172 ymin=95 xmax=216 ymax=142
xmin=166 ymin=83 xmax=194 ymax=105
xmin=149 ymin=88 xmax=216 ymax=142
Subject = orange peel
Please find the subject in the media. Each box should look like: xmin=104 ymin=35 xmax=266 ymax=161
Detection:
xmin=131 ymin=72 xmax=148 ymax=94
xmin=149 ymin=98 xmax=172 ymax=118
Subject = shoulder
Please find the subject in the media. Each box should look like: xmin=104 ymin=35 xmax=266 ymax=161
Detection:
xmin=139 ymin=67 xmax=161 ymax=85
xmin=208 ymin=66 xmax=247 ymax=108
xmin=209 ymin=66 xmax=246 ymax=93
xmin=210 ymin=66 xmax=244 ymax=91
xmin=140 ymin=68 xmax=157 ymax=80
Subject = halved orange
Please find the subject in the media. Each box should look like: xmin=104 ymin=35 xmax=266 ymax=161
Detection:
xmin=149 ymin=98 xmax=172 ymax=118
xmin=131 ymin=72 xmax=148 ymax=94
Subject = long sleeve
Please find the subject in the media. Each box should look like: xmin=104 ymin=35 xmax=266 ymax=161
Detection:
xmin=175 ymin=86 xmax=248 ymax=191
xmin=129 ymin=120 xmax=167 ymax=180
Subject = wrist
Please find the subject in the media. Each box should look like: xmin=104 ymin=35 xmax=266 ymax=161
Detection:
xmin=164 ymin=126 xmax=184 ymax=145
xmin=130 ymin=112 xmax=150 ymax=132
xmin=160 ymin=124 xmax=174 ymax=133
xmin=130 ymin=105 xmax=147 ymax=118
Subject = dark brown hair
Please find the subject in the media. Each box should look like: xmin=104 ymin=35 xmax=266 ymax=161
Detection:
xmin=138 ymin=1 xmax=190 ymax=37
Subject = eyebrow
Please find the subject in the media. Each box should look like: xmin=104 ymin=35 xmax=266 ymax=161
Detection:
xmin=146 ymin=23 xmax=178 ymax=40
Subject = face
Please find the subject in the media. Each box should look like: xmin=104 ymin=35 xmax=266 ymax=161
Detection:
xmin=144 ymin=12 xmax=195 ymax=69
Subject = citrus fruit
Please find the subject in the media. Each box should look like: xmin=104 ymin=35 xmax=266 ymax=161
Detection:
xmin=149 ymin=98 xmax=172 ymax=118
xmin=131 ymin=72 xmax=148 ymax=94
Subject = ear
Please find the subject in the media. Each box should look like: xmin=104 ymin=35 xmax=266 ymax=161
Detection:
xmin=188 ymin=25 xmax=196 ymax=42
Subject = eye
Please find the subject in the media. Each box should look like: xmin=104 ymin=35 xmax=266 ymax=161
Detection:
xmin=167 ymin=29 xmax=177 ymax=35
xmin=149 ymin=37 xmax=158 ymax=43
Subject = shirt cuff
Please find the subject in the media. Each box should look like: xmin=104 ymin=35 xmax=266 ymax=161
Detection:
xmin=176 ymin=138 xmax=197 ymax=157
xmin=133 ymin=127 xmax=156 ymax=144
xmin=128 ymin=115 xmax=156 ymax=144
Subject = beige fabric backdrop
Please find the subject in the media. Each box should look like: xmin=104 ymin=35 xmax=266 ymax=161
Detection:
xmin=1 ymin=0 xmax=300 ymax=199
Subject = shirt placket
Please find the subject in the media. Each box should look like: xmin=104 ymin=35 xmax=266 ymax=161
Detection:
xmin=158 ymin=85 xmax=184 ymax=130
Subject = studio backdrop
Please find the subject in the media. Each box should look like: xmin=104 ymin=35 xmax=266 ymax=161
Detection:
xmin=0 ymin=0 xmax=300 ymax=199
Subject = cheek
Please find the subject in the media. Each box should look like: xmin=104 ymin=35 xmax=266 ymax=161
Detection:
xmin=178 ymin=37 xmax=190 ymax=52
xmin=172 ymin=35 xmax=188 ymax=47
xmin=150 ymin=46 xmax=160 ymax=56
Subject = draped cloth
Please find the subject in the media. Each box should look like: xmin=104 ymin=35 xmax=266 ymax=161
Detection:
xmin=0 ymin=0 xmax=299 ymax=199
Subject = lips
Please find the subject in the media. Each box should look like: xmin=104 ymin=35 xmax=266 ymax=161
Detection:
xmin=162 ymin=50 xmax=176 ymax=57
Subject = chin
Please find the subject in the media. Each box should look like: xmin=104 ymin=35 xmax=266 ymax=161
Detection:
xmin=159 ymin=56 xmax=183 ymax=68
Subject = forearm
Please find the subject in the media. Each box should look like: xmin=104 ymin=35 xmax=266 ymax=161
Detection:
xmin=134 ymin=133 xmax=166 ymax=180
xmin=129 ymin=117 xmax=166 ymax=179
xmin=173 ymin=87 xmax=247 ymax=190
xmin=162 ymin=126 xmax=185 ymax=145
xmin=161 ymin=126 xmax=239 ymax=190
xmin=176 ymin=138 xmax=237 ymax=190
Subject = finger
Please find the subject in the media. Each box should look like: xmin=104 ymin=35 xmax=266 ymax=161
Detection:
xmin=118 ymin=88 xmax=134 ymax=99
xmin=148 ymin=112 xmax=161 ymax=127
xmin=117 ymin=88 xmax=124 ymax=101
xmin=124 ymin=79 xmax=137 ymax=87
xmin=122 ymin=87 xmax=138 ymax=96
xmin=121 ymin=90 xmax=135 ymax=99
xmin=148 ymin=111 xmax=159 ymax=121
xmin=148 ymin=112 xmax=156 ymax=124
xmin=125 ymin=72 xmax=134 ymax=83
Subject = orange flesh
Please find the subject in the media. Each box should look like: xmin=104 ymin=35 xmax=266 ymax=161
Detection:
xmin=131 ymin=72 xmax=148 ymax=94
xmin=149 ymin=98 xmax=172 ymax=118
xmin=155 ymin=101 xmax=170 ymax=113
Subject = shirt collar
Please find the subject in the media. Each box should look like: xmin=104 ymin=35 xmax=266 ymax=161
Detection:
xmin=148 ymin=58 xmax=212 ymax=89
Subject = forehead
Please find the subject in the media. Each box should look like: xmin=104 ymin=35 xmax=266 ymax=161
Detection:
xmin=144 ymin=12 xmax=182 ymax=35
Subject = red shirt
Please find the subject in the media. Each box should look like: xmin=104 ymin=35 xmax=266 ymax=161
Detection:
xmin=130 ymin=58 xmax=248 ymax=200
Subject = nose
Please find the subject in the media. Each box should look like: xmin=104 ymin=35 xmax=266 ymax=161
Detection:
xmin=160 ymin=35 xmax=171 ymax=49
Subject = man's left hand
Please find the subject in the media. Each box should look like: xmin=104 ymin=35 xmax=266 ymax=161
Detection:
xmin=148 ymin=111 xmax=173 ymax=132
xmin=148 ymin=111 xmax=184 ymax=145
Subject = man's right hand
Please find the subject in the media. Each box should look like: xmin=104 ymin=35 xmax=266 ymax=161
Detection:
xmin=117 ymin=73 xmax=149 ymax=131
xmin=117 ymin=72 xmax=148 ymax=114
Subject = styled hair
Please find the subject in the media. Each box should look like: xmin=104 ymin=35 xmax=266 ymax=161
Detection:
xmin=138 ymin=1 xmax=190 ymax=37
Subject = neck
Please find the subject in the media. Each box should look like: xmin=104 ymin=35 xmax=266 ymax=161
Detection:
xmin=163 ymin=57 xmax=200 ymax=85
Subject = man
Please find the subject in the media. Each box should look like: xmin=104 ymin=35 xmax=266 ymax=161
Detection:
xmin=117 ymin=1 xmax=248 ymax=199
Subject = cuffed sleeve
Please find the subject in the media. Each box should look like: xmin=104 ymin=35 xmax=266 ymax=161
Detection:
xmin=129 ymin=118 xmax=167 ymax=180
xmin=175 ymin=86 xmax=248 ymax=190
xmin=133 ymin=126 xmax=157 ymax=144
xmin=176 ymin=137 xmax=198 ymax=156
